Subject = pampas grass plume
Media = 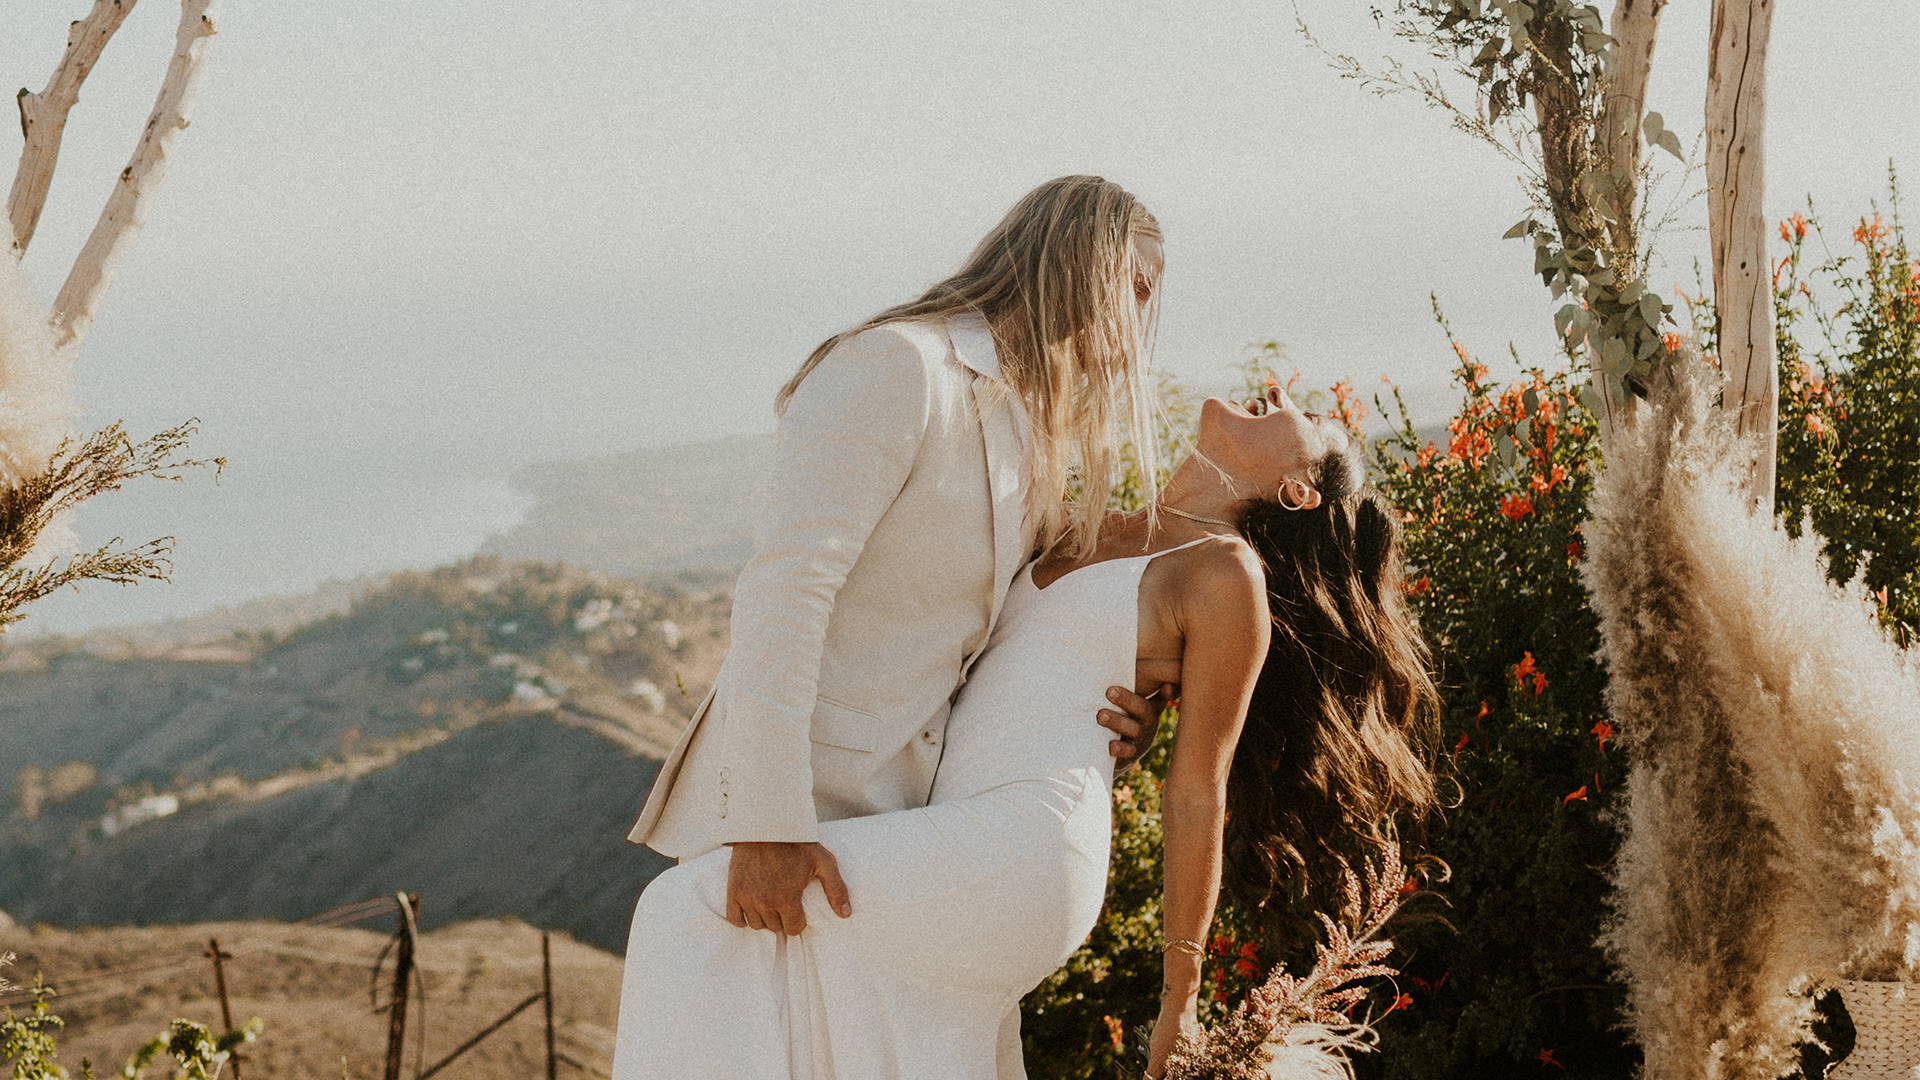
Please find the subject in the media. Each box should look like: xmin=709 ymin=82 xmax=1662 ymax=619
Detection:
xmin=1585 ymin=348 xmax=1920 ymax=1079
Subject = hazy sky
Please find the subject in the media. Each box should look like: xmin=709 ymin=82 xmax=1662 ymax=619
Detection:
xmin=5 ymin=1 xmax=1916 ymax=635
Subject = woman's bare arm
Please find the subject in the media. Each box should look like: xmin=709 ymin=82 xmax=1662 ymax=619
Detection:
xmin=1148 ymin=538 xmax=1270 ymax=1072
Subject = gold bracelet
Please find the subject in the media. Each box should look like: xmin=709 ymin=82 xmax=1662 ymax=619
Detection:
xmin=1162 ymin=937 xmax=1206 ymax=958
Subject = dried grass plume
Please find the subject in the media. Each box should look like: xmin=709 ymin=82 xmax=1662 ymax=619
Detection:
xmin=1583 ymin=350 xmax=1920 ymax=1078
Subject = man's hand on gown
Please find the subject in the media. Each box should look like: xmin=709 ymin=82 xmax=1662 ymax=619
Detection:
xmin=1100 ymin=683 xmax=1171 ymax=773
xmin=723 ymin=841 xmax=852 ymax=934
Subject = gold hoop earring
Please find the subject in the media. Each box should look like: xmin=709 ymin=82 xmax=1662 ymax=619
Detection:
xmin=1277 ymin=480 xmax=1313 ymax=512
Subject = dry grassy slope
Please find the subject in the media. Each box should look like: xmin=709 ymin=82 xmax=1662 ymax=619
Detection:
xmin=3 ymin=917 xmax=623 ymax=1079
xmin=0 ymin=556 xmax=729 ymax=952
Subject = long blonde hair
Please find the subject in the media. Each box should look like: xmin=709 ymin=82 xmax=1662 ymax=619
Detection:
xmin=775 ymin=175 xmax=1163 ymax=559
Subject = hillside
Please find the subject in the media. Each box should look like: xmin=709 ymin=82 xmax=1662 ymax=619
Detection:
xmin=2 ymin=916 xmax=623 ymax=1079
xmin=0 ymin=556 xmax=728 ymax=952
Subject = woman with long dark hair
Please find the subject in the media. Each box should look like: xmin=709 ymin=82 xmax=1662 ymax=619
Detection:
xmin=617 ymin=362 xmax=1438 ymax=1077
xmin=1134 ymin=381 xmax=1443 ymax=1076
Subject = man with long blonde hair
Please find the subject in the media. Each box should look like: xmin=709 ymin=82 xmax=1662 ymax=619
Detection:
xmin=617 ymin=175 xmax=1167 ymax=1074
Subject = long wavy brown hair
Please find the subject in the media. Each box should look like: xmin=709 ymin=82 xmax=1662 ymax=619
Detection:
xmin=775 ymin=175 xmax=1163 ymax=559
xmin=1226 ymin=441 xmax=1443 ymax=946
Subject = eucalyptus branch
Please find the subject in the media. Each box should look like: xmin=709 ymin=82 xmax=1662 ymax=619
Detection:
xmin=1314 ymin=0 xmax=1682 ymax=439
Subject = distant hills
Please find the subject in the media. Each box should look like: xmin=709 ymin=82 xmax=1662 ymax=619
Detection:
xmin=0 ymin=556 xmax=730 ymax=953
xmin=479 ymin=433 xmax=772 ymax=578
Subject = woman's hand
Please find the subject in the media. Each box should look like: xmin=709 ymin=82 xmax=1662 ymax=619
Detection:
xmin=1143 ymin=999 xmax=1201 ymax=1080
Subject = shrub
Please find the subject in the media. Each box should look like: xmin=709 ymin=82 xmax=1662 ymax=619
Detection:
xmin=1024 ymin=175 xmax=1920 ymax=1080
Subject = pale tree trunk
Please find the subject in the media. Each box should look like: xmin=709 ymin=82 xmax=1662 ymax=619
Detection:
xmin=1705 ymin=0 xmax=1777 ymax=506
xmin=1601 ymin=0 xmax=1666 ymax=260
xmin=50 ymin=0 xmax=219 ymax=352
xmin=8 ymin=0 xmax=138 ymax=256
xmin=1591 ymin=0 xmax=1667 ymax=440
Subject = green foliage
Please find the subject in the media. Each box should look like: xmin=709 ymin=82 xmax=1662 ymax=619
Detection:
xmin=2 ymin=974 xmax=82 ymax=1080
xmin=117 ymin=1019 xmax=260 ymax=1080
xmin=1359 ymin=311 xmax=1629 ymax=1078
xmin=2 ymin=964 xmax=260 ymax=1080
xmin=1026 ymin=178 xmax=1920 ymax=1078
xmin=1343 ymin=1 xmax=1682 ymax=430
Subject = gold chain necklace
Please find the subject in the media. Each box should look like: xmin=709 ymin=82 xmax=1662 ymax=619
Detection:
xmin=1158 ymin=504 xmax=1237 ymax=530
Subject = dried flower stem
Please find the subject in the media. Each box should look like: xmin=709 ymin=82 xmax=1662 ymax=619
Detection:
xmin=0 ymin=417 xmax=224 ymax=631
xmin=1160 ymin=845 xmax=1410 ymax=1080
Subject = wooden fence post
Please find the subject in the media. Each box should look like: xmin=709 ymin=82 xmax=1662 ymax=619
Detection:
xmin=204 ymin=937 xmax=243 ymax=1079
xmin=382 ymin=892 xmax=420 ymax=1080
xmin=542 ymin=932 xmax=557 ymax=1080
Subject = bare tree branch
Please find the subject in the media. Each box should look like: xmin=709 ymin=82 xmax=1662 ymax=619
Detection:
xmin=7 ymin=0 xmax=139 ymax=256
xmin=50 ymin=0 xmax=218 ymax=352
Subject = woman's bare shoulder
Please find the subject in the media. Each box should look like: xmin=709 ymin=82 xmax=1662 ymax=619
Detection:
xmin=1166 ymin=534 xmax=1268 ymax=626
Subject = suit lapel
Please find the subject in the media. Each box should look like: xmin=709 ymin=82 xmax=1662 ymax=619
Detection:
xmin=966 ymin=374 xmax=1028 ymax=674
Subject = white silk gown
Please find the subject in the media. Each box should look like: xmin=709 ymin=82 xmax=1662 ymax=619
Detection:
xmin=610 ymin=537 xmax=1212 ymax=1079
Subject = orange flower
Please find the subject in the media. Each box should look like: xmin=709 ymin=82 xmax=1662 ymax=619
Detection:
xmin=1499 ymin=494 xmax=1534 ymax=521
xmin=1475 ymin=700 xmax=1490 ymax=721
xmin=1539 ymin=1048 xmax=1565 ymax=1069
xmin=1329 ymin=378 xmax=1370 ymax=430
xmin=1662 ymin=331 xmax=1684 ymax=354
xmin=1567 ymin=539 xmax=1583 ymax=562
xmin=1451 ymin=339 xmax=1470 ymax=363
xmin=1239 ymin=941 xmax=1259 ymax=960
xmin=1512 ymin=651 xmax=1548 ymax=694
xmin=1562 ymin=785 xmax=1588 ymax=805
xmin=1398 ymin=875 xmax=1419 ymax=896
xmin=1806 ymin=414 xmax=1830 ymax=439
xmin=1403 ymin=575 xmax=1432 ymax=596
xmin=1234 ymin=958 xmax=1260 ymax=978
xmin=1452 ymin=731 xmax=1470 ymax=754
xmin=1384 ymin=992 xmax=1415 ymax=1015
xmin=1591 ymin=720 xmax=1614 ymax=751
xmin=1103 ymin=1014 xmax=1125 ymax=1051
xmin=1114 ymin=784 xmax=1133 ymax=806
xmin=1855 ymin=214 xmax=1889 ymax=246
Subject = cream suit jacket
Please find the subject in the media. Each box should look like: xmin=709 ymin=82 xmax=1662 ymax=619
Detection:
xmin=627 ymin=311 xmax=1032 ymax=859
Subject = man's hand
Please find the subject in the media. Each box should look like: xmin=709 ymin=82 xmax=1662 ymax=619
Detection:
xmin=723 ymin=840 xmax=851 ymax=934
xmin=1099 ymin=683 xmax=1171 ymax=774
